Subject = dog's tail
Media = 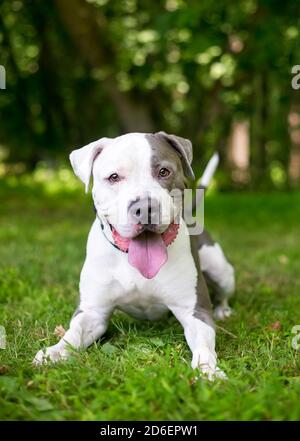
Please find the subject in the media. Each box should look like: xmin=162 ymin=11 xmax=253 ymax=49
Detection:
xmin=192 ymin=152 xmax=219 ymax=210
xmin=199 ymin=152 xmax=219 ymax=188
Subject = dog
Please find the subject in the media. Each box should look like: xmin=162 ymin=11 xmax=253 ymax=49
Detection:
xmin=33 ymin=132 xmax=235 ymax=380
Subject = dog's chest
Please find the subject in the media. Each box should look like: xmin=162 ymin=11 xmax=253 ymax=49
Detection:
xmin=115 ymin=287 xmax=169 ymax=320
xmin=111 ymin=275 xmax=168 ymax=320
xmin=85 ymin=218 xmax=198 ymax=319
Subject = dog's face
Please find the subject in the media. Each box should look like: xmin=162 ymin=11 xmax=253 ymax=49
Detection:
xmin=70 ymin=132 xmax=195 ymax=278
xmin=70 ymin=132 xmax=194 ymax=238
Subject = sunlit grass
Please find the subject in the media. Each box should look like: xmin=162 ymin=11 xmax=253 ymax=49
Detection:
xmin=2 ymin=165 xmax=83 ymax=195
xmin=0 ymin=176 xmax=300 ymax=420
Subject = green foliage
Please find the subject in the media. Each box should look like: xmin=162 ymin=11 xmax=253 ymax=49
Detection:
xmin=0 ymin=180 xmax=300 ymax=420
xmin=0 ymin=0 xmax=300 ymax=186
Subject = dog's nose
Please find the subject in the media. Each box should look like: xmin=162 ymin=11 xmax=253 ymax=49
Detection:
xmin=128 ymin=197 xmax=161 ymax=225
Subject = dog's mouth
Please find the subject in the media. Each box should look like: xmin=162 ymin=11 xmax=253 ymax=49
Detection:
xmin=111 ymin=223 xmax=179 ymax=279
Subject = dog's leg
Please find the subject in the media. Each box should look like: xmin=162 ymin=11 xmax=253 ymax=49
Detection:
xmin=33 ymin=307 xmax=112 ymax=365
xmin=168 ymin=305 xmax=226 ymax=381
xmin=199 ymin=241 xmax=235 ymax=321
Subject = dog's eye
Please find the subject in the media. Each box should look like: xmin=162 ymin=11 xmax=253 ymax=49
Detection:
xmin=158 ymin=167 xmax=171 ymax=178
xmin=108 ymin=173 xmax=120 ymax=183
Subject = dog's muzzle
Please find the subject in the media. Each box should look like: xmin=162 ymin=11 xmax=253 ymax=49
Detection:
xmin=127 ymin=196 xmax=162 ymax=227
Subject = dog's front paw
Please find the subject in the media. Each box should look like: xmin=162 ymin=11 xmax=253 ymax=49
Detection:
xmin=199 ymin=364 xmax=227 ymax=381
xmin=191 ymin=347 xmax=227 ymax=381
xmin=33 ymin=344 xmax=69 ymax=365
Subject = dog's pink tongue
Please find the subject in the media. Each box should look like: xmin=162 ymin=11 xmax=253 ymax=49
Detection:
xmin=128 ymin=232 xmax=168 ymax=279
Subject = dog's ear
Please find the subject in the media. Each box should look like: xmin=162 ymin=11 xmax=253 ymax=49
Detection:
xmin=69 ymin=138 xmax=111 ymax=192
xmin=155 ymin=131 xmax=195 ymax=180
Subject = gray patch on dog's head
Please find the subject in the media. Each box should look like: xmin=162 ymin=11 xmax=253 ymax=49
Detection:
xmin=145 ymin=133 xmax=188 ymax=192
xmin=155 ymin=131 xmax=195 ymax=180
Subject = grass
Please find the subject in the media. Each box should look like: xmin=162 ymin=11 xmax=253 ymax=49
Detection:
xmin=0 ymin=174 xmax=300 ymax=421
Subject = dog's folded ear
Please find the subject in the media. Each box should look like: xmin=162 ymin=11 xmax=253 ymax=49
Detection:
xmin=155 ymin=131 xmax=195 ymax=180
xmin=69 ymin=138 xmax=111 ymax=192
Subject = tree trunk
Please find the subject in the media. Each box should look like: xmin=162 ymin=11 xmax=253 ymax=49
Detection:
xmin=227 ymin=119 xmax=250 ymax=185
xmin=54 ymin=0 xmax=154 ymax=133
xmin=0 ymin=14 xmax=40 ymax=169
xmin=288 ymin=106 xmax=300 ymax=187
xmin=251 ymin=71 xmax=269 ymax=188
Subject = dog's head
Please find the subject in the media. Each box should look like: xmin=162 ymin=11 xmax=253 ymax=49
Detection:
xmin=70 ymin=132 xmax=195 ymax=278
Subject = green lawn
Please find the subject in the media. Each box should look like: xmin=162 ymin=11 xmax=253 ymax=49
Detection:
xmin=0 ymin=176 xmax=300 ymax=420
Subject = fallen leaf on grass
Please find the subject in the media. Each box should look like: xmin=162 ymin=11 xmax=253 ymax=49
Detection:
xmin=278 ymin=255 xmax=289 ymax=265
xmin=54 ymin=325 xmax=66 ymax=338
xmin=0 ymin=366 xmax=9 ymax=375
xmin=269 ymin=321 xmax=281 ymax=330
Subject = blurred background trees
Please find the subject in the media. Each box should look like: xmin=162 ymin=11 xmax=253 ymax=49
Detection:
xmin=0 ymin=0 xmax=300 ymax=190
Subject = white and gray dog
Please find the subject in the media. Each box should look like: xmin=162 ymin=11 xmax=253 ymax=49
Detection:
xmin=34 ymin=132 xmax=235 ymax=380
